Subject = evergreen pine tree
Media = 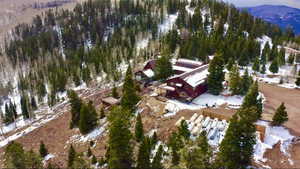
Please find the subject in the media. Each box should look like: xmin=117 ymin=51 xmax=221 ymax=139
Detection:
xmin=240 ymin=69 xmax=252 ymax=95
xmin=87 ymin=147 xmax=92 ymax=157
xmin=121 ymin=65 xmax=140 ymax=112
xmin=295 ymin=70 xmax=300 ymax=86
xmin=24 ymin=149 xmax=43 ymax=169
xmin=261 ymin=49 xmax=267 ymax=65
xmin=20 ymin=94 xmax=30 ymax=119
xmin=271 ymin=103 xmax=288 ymax=126
xmin=136 ymin=137 xmax=151 ymax=169
xmin=4 ymin=141 xmax=42 ymax=169
xmin=278 ymin=48 xmax=286 ymax=66
xmin=168 ymin=132 xmax=182 ymax=166
xmin=207 ymin=53 xmax=225 ymax=95
xmin=178 ymin=120 xmax=190 ymax=140
xmin=151 ymin=145 xmax=164 ymax=169
xmin=241 ymin=81 xmax=262 ymax=122
xmin=107 ymin=107 xmax=133 ymax=169
xmin=217 ymin=112 xmax=256 ymax=169
xmin=288 ymin=54 xmax=295 ymax=65
xmin=154 ymin=54 xmax=174 ymax=80
xmin=226 ymin=58 xmax=234 ymax=71
xmin=135 ymin=113 xmax=144 ymax=142
xmin=68 ymin=90 xmax=82 ymax=128
xmin=100 ymin=107 xmax=105 ymax=119
xmin=112 ymin=85 xmax=119 ymax=98
xmin=269 ymin=59 xmax=279 ymax=74
xmin=31 ymin=96 xmax=37 ymax=110
xmin=260 ymin=63 xmax=266 ymax=74
xmin=72 ymin=155 xmax=88 ymax=169
xmin=68 ymin=145 xmax=76 ymax=167
xmin=229 ymin=64 xmax=241 ymax=95
xmin=252 ymin=56 xmax=260 ymax=72
xmin=182 ymin=131 xmax=212 ymax=169
xmin=79 ymin=102 xmax=98 ymax=135
xmin=10 ymin=102 xmax=17 ymax=119
xmin=91 ymin=155 xmax=97 ymax=164
xmin=4 ymin=141 xmax=27 ymax=169
xmin=152 ymin=131 xmax=158 ymax=146
xmin=4 ymin=103 xmax=15 ymax=124
xmin=39 ymin=141 xmax=48 ymax=158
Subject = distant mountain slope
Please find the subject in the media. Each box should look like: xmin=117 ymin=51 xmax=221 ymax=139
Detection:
xmin=242 ymin=5 xmax=300 ymax=34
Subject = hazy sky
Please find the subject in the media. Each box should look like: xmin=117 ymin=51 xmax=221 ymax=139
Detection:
xmin=224 ymin=0 xmax=300 ymax=8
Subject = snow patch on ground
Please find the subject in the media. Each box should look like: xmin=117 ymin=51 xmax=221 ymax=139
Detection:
xmin=253 ymin=120 xmax=294 ymax=163
xmin=69 ymin=118 xmax=108 ymax=143
xmin=43 ymin=153 xmax=55 ymax=163
xmin=1 ymin=91 xmax=22 ymax=116
xmin=159 ymin=13 xmax=178 ymax=34
xmin=185 ymin=5 xmax=195 ymax=15
xmin=136 ymin=38 xmax=149 ymax=51
xmin=164 ymin=93 xmax=244 ymax=117
xmin=192 ymin=93 xmax=244 ymax=108
xmin=0 ymin=110 xmax=61 ymax=148
xmin=224 ymin=23 xmax=229 ymax=35
xmin=73 ymin=82 xmax=87 ymax=91
xmin=257 ymin=35 xmax=273 ymax=52
xmin=0 ymin=117 xmax=30 ymax=134
xmin=241 ymin=64 xmax=299 ymax=89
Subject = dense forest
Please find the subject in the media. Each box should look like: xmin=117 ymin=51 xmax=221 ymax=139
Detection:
xmin=1 ymin=0 xmax=299 ymax=168
xmin=1 ymin=0 xmax=296 ymax=107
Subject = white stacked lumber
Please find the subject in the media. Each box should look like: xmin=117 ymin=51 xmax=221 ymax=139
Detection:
xmin=188 ymin=122 xmax=195 ymax=130
xmin=189 ymin=113 xmax=199 ymax=123
xmin=194 ymin=115 xmax=204 ymax=125
xmin=210 ymin=118 xmax=218 ymax=129
xmin=191 ymin=125 xmax=200 ymax=136
xmin=202 ymin=117 xmax=211 ymax=128
xmin=217 ymin=121 xmax=225 ymax=131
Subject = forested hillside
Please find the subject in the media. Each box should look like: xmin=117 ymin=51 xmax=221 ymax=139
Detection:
xmin=0 ymin=0 xmax=300 ymax=168
xmin=1 ymin=0 xmax=296 ymax=107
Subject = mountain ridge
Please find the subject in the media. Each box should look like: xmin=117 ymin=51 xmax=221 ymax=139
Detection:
xmin=242 ymin=5 xmax=300 ymax=34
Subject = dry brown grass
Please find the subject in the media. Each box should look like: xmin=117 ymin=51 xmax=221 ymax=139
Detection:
xmin=259 ymin=82 xmax=300 ymax=135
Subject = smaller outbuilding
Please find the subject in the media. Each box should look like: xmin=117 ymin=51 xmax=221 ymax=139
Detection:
xmin=101 ymin=97 xmax=120 ymax=108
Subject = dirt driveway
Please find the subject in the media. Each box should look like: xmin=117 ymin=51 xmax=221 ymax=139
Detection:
xmin=259 ymin=82 xmax=300 ymax=135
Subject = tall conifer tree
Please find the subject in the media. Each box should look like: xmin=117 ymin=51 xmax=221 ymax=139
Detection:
xmin=241 ymin=81 xmax=262 ymax=121
xmin=108 ymin=107 xmax=133 ymax=169
xmin=136 ymin=137 xmax=151 ymax=169
xmin=154 ymin=54 xmax=174 ymax=80
xmin=68 ymin=145 xmax=76 ymax=167
xmin=39 ymin=141 xmax=48 ymax=158
xmin=68 ymin=90 xmax=82 ymax=128
xmin=121 ymin=65 xmax=140 ymax=112
xmin=229 ymin=64 xmax=241 ymax=95
xmin=207 ymin=53 xmax=225 ymax=95
xmin=296 ymin=70 xmax=300 ymax=86
xmin=218 ymin=110 xmax=256 ymax=169
xmin=151 ymin=145 xmax=164 ymax=169
xmin=135 ymin=113 xmax=144 ymax=142
xmin=272 ymin=103 xmax=288 ymax=126
xmin=269 ymin=58 xmax=279 ymax=74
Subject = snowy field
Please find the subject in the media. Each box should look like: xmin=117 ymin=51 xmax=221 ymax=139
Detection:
xmin=192 ymin=93 xmax=244 ymax=109
xmin=163 ymin=92 xmax=244 ymax=117
xmin=254 ymin=35 xmax=300 ymax=89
